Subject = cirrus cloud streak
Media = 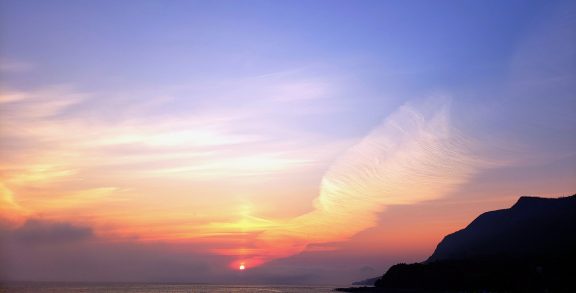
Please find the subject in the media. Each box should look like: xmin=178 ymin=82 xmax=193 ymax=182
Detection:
xmin=220 ymin=98 xmax=490 ymax=267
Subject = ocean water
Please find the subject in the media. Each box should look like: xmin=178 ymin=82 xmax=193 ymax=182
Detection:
xmin=0 ymin=283 xmax=339 ymax=293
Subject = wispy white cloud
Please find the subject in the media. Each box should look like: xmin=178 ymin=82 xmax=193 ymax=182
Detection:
xmin=0 ymin=72 xmax=350 ymax=231
xmin=214 ymin=98 xmax=492 ymax=267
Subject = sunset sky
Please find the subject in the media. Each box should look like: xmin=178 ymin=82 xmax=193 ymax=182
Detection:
xmin=1 ymin=0 xmax=575 ymax=285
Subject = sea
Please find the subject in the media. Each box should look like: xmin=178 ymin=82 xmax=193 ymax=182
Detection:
xmin=0 ymin=283 xmax=340 ymax=293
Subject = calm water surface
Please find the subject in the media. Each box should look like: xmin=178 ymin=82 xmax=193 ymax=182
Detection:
xmin=0 ymin=283 xmax=339 ymax=293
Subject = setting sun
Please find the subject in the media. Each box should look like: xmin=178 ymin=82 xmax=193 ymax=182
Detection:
xmin=239 ymin=264 xmax=246 ymax=271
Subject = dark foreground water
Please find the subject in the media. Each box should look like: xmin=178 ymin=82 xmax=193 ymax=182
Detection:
xmin=0 ymin=283 xmax=338 ymax=293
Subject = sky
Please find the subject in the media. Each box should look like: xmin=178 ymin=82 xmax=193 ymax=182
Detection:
xmin=1 ymin=0 xmax=575 ymax=285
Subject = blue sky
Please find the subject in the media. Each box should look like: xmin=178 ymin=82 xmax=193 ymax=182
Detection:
xmin=0 ymin=1 xmax=555 ymax=95
xmin=1 ymin=0 xmax=572 ymax=138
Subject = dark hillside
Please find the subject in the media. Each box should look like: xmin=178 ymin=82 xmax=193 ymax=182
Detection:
xmin=366 ymin=194 xmax=576 ymax=292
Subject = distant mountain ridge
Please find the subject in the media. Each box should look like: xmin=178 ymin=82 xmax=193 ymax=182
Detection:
xmin=352 ymin=276 xmax=379 ymax=286
xmin=427 ymin=195 xmax=576 ymax=263
xmin=340 ymin=194 xmax=576 ymax=292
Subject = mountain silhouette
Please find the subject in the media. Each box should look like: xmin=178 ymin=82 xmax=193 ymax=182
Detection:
xmin=339 ymin=194 xmax=576 ymax=292
xmin=426 ymin=195 xmax=576 ymax=263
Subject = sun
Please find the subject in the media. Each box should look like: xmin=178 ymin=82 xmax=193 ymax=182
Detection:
xmin=239 ymin=264 xmax=246 ymax=270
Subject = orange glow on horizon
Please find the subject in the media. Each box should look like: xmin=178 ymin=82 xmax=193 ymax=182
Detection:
xmin=3 ymin=85 xmax=574 ymax=276
xmin=1 ymin=98 xmax=493 ymax=272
